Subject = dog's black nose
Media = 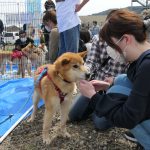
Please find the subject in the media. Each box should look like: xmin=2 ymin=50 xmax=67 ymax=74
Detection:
xmin=85 ymin=72 xmax=91 ymax=80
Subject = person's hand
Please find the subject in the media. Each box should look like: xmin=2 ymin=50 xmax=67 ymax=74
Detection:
xmin=79 ymin=80 xmax=96 ymax=98
xmin=75 ymin=4 xmax=82 ymax=12
xmin=75 ymin=0 xmax=89 ymax=12
xmin=90 ymin=80 xmax=110 ymax=91
xmin=104 ymin=76 xmax=114 ymax=85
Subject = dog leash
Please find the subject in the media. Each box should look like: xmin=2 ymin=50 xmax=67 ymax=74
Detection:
xmin=34 ymin=67 xmax=48 ymax=87
xmin=0 ymin=87 xmax=34 ymax=125
xmin=0 ymin=114 xmax=14 ymax=125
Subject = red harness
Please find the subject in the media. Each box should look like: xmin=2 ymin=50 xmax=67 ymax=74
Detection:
xmin=11 ymin=50 xmax=27 ymax=61
xmin=37 ymin=67 xmax=67 ymax=103
xmin=47 ymin=73 xmax=67 ymax=103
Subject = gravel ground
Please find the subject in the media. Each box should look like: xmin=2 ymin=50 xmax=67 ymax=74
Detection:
xmin=0 ymin=105 xmax=141 ymax=150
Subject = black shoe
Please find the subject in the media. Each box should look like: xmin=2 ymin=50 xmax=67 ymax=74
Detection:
xmin=124 ymin=131 xmax=138 ymax=142
xmin=136 ymin=143 xmax=144 ymax=150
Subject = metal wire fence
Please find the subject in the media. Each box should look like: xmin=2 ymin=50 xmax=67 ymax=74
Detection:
xmin=0 ymin=1 xmax=46 ymax=81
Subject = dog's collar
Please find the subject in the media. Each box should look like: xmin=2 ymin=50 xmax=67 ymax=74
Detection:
xmin=47 ymin=73 xmax=67 ymax=103
xmin=57 ymin=73 xmax=71 ymax=84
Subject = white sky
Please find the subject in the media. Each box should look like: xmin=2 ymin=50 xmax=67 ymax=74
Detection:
xmin=78 ymin=0 xmax=139 ymax=16
xmin=3 ymin=0 xmax=141 ymax=16
xmin=41 ymin=0 xmax=140 ymax=16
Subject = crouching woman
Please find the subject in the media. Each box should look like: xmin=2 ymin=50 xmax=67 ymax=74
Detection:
xmin=78 ymin=9 xmax=150 ymax=149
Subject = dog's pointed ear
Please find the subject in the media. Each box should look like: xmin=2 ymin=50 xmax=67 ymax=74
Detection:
xmin=54 ymin=57 xmax=70 ymax=71
xmin=61 ymin=58 xmax=70 ymax=66
xmin=78 ymin=51 xmax=87 ymax=58
xmin=27 ymin=42 xmax=34 ymax=48
xmin=22 ymin=47 xmax=26 ymax=51
xmin=41 ymin=43 xmax=45 ymax=48
xmin=30 ymin=43 xmax=35 ymax=48
xmin=28 ymin=42 xmax=31 ymax=48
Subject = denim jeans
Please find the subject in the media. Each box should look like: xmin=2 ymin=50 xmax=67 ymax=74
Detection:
xmin=130 ymin=119 xmax=150 ymax=150
xmin=58 ymin=25 xmax=80 ymax=56
xmin=106 ymin=74 xmax=133 ymax=95
xmin=69 ymin=93 xmax=113 ymax=130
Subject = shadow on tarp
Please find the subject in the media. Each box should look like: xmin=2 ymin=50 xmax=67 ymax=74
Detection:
xmin=0 ymin=78 xmax=44 ymax=137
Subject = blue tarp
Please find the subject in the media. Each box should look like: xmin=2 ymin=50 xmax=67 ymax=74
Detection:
xmin=0 ymin=78 xmax=44 ymax=137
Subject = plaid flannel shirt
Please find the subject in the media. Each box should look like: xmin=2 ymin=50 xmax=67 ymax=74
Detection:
xmin=85 ymin=37 xmax=128 ymax=80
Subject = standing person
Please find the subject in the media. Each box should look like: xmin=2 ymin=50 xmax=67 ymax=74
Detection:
xmin=0 ymin=19 xmax=4 ymax=45
xmin=11 ymin=30 xmax=34 ymax=75
xmin=42 ymin=0 xmax=56 ymax=60
xmin=90 ymin=21 xmax=100 ymax=38
xmin=55 ymin=0 xmax=89 ymax=56
xmin=0 ymin=19 xmax=4 ymax=34
xmin=41 ymin=22 xmax=50 ymax=59
xmin=78 ymin=9 xmax=150 ymax=149
xmin=44 ymin=0 xmax=55 ymax=12
xmin=14 ymin=30 xmax=34 ymax=50
xmin=69 ymin=34 xmax=128 ymax=131
xmin=43 ymin=10 xmax=59 ymax=63
xmin=78 ymin=29 xmax=91 ymax=52
xmin=141 ymin=9 xmax=150 ymax=42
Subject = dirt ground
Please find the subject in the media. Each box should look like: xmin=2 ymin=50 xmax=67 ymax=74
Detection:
xmin=0 ymin=46 xmax=142 ymax=149
xmin=0 ymin=105 xmax=141 ymax=150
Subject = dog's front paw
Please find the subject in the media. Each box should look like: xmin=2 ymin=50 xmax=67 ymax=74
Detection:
xmin=64 ymin=131 xmax=71 ymax=138
xmin=61 ymin=131 xmax=71 ymax=138
xmin=27 ymin=117 xmax=34 ymax=123
xmin=43 ymin=137 xmax=51 ymax=145
xmin=43 ymin=132 xmax=51 ymax=145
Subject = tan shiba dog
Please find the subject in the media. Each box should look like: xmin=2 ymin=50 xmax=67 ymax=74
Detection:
xmin=29 ymin=51 xmax=89 ymax=144
xmin=21 ymin=43 xmax=48 ymax=76
xmin=22 ymin=43 xmax=47 ymax=66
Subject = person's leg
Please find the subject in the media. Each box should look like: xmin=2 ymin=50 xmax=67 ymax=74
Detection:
xmin=130 ymin=119 xmax=150 ymax=150
xmin=58 ymin=31 xmax=66 ymax=56
xmin=92 ymin=75 xmax=133 ymax=131
xmin=91 ymin=74 xmax=132 ymax=131
xmin=69 ymin=91 xmax=113 ymax=130
xmin=92 ymin=113 xmax=114 ymax=131
xmin=69 ymin=94 xmax=94 ymax=122
xmin=113 ymin=74 xmax=133 ymax=88
xmin=106 ymin=74 xmax=132 ymax=95
xmin=64 ymin=25 xmax=80 ymax=53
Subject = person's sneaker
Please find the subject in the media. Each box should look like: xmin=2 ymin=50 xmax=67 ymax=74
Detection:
xmin=124 ymin=131 xmax=138 ymax=142
xmin=136 ymin=143 xmax=144 ymax=150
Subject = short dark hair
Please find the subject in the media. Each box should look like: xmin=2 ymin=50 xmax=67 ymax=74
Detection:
xmin=100 ymin=9 xmax=146 ymax=52
xmin=80 ymin=29 xmax=91 ymax=43
xmin=44 ymin=0 xmax=55 ymax=11
xmin=93 ymin=21 xmax=97 ymax=24
xmin=19 ymin=30 xmax=26 ymax=35
xmin=43 ymin=10 xmax=57 ymax=25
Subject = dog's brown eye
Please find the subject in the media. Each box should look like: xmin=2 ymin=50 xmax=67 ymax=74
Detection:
xmin=73 ymin=65 xmax=78 ymax=68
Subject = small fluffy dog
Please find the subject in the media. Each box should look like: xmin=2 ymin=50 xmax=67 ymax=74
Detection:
xmin=22 ymin=43 xmax=48 ymax=66
xmin=29 ymin=51 xmax=89 ymax=144
xmin=21 ymin=43 xmax=48 ymax=76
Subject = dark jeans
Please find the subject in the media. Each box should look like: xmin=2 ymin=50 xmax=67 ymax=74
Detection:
xmin=69 ymin=93 xmax=113 ymax=130
xmin=58 ymin=25 xmax=80 ymax=56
